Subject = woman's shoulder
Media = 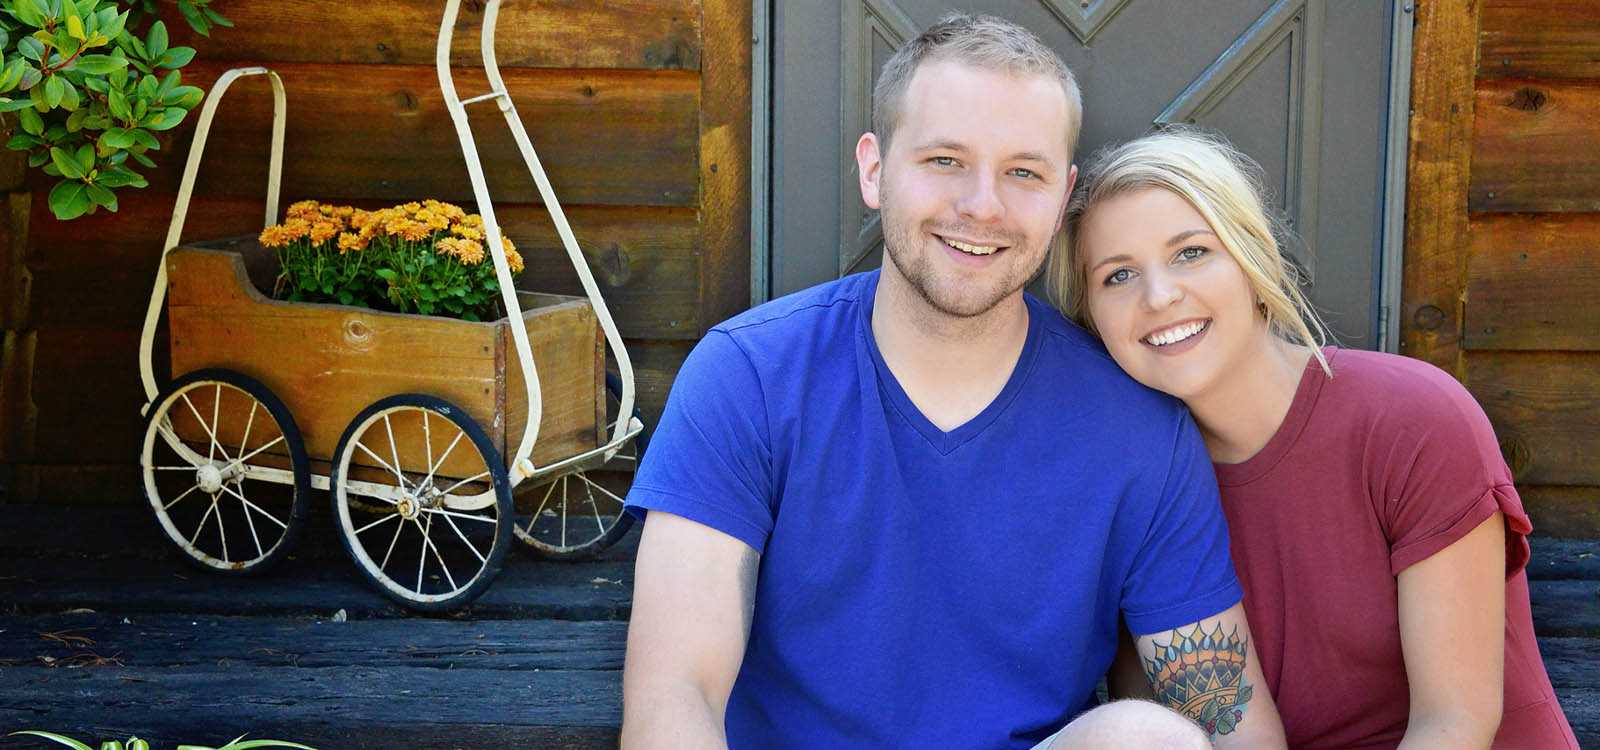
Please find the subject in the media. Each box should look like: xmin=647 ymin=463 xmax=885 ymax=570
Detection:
xmin=1321 ymin=347 xmax=1486 ymax=426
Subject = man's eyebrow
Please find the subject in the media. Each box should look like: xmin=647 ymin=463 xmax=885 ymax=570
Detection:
xmin=1166 ymin=229 xmax=1216 ymax=245
xmin=912 ymin=139 xmax=970 ymax=153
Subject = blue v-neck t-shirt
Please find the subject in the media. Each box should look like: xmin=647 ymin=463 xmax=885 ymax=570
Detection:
xmin=625 ymin=270 xmax=1240 ymax=749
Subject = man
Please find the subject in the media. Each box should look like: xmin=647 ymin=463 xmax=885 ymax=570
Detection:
xmin=621 ymin=13 xmax=1284 ymax=749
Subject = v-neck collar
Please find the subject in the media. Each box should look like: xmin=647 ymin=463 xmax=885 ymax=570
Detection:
xmin=856 ymin=271 xmax=1043 ymax=456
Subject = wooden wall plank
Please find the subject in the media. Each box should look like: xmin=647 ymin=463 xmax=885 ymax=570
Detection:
xmin=1471 ymin=78 xmax=1600 ymax=212
xmin=1519 ymin=486 xmax=1600 ymax=538
xmin=1400 ymin=0 xmax=1481 ymax=376
xmin=1465 ymin=351 xmax=1600 ymax=486
xmin=696 ymin=0 xmax=752 ymax=332
xmin=1479 ymin=0 xmax=1600 ymax=80
xmin=150 ymin=62 xmax=699 ymax=207
xmin=1464 ymin=213 xmax=1600 ymax=350
xmin=26 ymin=194 xmax=701 ymax=340
xmin=167 ymin=0 xmax=702 ymax=70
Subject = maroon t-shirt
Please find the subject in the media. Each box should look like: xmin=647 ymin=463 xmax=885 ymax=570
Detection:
xmin=1213 ymin=347 xmax=1577 ymax=749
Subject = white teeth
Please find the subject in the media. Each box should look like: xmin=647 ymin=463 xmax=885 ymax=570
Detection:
xmin=946 ymin=238 xmax=998 ymax=255
xmin=1144 ymin=321 xmax=1207 ymax=346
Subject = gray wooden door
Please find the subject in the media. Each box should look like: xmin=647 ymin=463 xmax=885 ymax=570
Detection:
xmin=764 ymin=0 xmax=1398 ymax=349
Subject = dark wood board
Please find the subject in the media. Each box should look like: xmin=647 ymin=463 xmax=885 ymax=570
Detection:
xmin=1521 ymin=486 xmax=1600 ymax=539
xmin=1465 ymin=352 xmax=1600 ymax=487
xmin=1464 ymin=213 xmax=1600 ymax=351
xmin=696 ymin=0 xmax=753 ymax=333
xmin=1479 ymin=0 xmax=1600 ymax=80
xmin=1471 ymin=78 xmax=1600 ymax=213
xmin=139 ymin=61 xmax=699 ymax=207
xmin=165 ymin=0 xmax=702 ymax=71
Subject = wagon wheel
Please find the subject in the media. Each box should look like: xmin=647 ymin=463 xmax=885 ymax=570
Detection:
xmin=515 ymin=372 xmax=648 ymax=560
xmin=330 ymin=394 xmax=512 ymax=612
xmin=141 ymin=368 xmax=311 ymax=575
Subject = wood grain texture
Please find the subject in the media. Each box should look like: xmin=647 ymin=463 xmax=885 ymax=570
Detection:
xmin=1479 ymin=0 xmax=1600 ymax=80
xmin=165 ymin=245 xmax=598 ymax=470
xmin=1519 ymin=486 xmax=1600 ymax=538
xmin=166 ymin=0 xmax=702 ymax=70
xmin=1464 ymin=213 xmax=1600 ymax=350
xmin=26 ymin=195 xmax=702 ymax=340
xmin=152 ymin=61 xmax=699 ymax=207
xmin=1401 ymin=0 xmax=1481 ymax=376
xmin=696 ymin=0 xmax=752 ymax=332
xmin=1465 ymin=351 xmax=1600 ymax=486
xmin=1471 ymin=78 xmax=1600 ymax=212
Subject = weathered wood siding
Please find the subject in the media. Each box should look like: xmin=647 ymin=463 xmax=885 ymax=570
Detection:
xmin=1402 ymin=0 xmax=1600 ymax=536
xmin=0 ymin=1 xmax=747 ymax=504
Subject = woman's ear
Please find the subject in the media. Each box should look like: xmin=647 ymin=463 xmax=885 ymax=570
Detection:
xmin=856 ymin=132 xmax=884 ymax=210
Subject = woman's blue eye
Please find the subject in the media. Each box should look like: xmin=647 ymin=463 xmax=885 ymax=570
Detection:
xmin=1176 ymin=246 xmax=1208 ymax=262
xmin=1105 ymin=268 xmax=1134 ymax=286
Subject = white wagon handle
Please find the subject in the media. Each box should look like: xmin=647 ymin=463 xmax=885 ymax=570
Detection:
xmin=139 ymin=67 xmax=287 ymax=411
xmin=436 ymin=0 xmax=640 ymax=487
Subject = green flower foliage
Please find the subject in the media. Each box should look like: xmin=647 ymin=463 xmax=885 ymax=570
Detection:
xmin=0 ymin=0 xmax=230 ymax=220
xmin=9 ymin=730 xmax=315 ymax=750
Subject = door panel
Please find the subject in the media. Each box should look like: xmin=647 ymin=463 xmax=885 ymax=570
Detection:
xmin=770 ymin=0 xmax=1394 ymax=348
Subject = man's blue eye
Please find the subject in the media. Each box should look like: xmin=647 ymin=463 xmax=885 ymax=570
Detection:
xmin=1011 ymin=168 xmax=1037 ymax=179
xmin=931 ymin=156 xmax=957 ymax=166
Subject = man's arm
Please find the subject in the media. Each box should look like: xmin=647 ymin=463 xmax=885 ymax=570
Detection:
xmin=1134 ymin=603 xmax=1286 ymax=748
xmin=1395 ymin=512 xmax=1506 ymax=749
xmin=621 ymin=511 xmax=759 ymax=749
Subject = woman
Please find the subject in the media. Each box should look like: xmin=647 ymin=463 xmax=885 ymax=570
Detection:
xmin=1047 ymin=128 xmax=1577 ymax=749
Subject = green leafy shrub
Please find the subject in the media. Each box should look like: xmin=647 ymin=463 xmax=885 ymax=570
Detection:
xmin=9 ymin=730 xmax=315 ymax=750
xmin=0 ymin=0 xmax=232 ymax=220
xmin=259 ymin=199 xmax=527 ymax=322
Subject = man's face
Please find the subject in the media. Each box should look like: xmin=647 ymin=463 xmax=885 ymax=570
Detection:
xmin=857 ymin=60 xmax=1077 ymax=319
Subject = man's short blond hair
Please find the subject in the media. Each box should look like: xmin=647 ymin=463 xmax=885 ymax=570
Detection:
xmin=872 ymin=12 xmax=1083 ymax=158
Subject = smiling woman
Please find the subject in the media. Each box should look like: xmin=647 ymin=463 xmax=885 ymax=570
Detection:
xmin=1046 ymin=127 xmax=1579 ymax=749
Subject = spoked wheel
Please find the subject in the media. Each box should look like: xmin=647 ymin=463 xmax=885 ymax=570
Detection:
xmin=140 ymin=368 xmax=311 ymax=575
xmin=331 ymin=394 xmax=512 ymax=612
xmin=515 ymin=373 xmax=649 ymax=560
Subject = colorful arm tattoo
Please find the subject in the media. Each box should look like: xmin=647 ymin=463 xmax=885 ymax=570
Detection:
xmin=1142 ymin=622 xmax=1256 ymax=737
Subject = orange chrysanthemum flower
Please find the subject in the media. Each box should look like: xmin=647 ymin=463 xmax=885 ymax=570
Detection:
xmin=286 ymin=200 xmax=320 ymax=219
xmin=337 ymin=232 xmax=368 ymax=254
xmin=450 ymin=224 xmax=483 ymax=241
xmin=310 ymin=221 xmax=339 ymax=244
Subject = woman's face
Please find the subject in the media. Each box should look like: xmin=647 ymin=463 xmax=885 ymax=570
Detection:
xmin=1078 ymin=187 xmax=1268 ymax=402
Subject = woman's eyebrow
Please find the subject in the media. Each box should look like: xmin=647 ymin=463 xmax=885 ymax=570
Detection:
xmin=1166 ymin=229 xmax=1216 ymax=246
xmin=1089 ymin=253 xmax=1133 ymax=272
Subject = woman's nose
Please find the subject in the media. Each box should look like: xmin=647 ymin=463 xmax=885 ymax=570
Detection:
xmin=1142 ymin=272 xmax=1185 ymax=310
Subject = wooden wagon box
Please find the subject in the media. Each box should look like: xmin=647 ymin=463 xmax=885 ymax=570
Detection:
xmin=163 ymin=237 xmax=603 ymax=478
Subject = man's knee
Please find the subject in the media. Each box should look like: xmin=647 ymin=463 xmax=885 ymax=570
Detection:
xmin=1049 ymin=700 xmax=1210 ymax=750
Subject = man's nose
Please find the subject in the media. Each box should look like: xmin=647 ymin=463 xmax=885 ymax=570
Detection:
xmin=956 ymin=172 xmax=1005 ymax=223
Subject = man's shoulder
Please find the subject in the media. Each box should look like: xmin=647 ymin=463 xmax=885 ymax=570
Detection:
xmin=1025 ymin=295 xmax=1188 ymax=417
xmin=713 ymin=272 xmax=873 ymax=341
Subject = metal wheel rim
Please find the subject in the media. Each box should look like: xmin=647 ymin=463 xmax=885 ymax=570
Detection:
xmin=142 ymin=378 xmax=299 ymax=571
xmin=333 ymin=403 xmax=505 ymax=605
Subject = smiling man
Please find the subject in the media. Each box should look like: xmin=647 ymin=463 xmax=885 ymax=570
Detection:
xmin=621 ymin=13 xmax=1282 ymax=749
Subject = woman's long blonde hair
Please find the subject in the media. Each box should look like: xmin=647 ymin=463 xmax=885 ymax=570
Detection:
xmin=1045 ymin=126 xmax=1332 ymax=376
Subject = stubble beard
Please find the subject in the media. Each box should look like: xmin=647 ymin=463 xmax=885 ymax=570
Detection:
xmin=877 ymin=183 xmax=1044 ymax=320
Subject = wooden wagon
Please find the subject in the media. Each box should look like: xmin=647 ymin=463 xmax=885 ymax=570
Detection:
xmin=134 ymin=0 xmax=646 ymax=612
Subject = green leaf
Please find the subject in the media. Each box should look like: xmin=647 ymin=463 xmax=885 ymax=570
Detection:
xmin=18 ymin=64 xmax=41 ymax=90
xmin=64 ymin=106 xmax=86 ymax=130
xmin=0 ymin=97 xmax=35 ymax=112
xmin=7 ymin=730 xmax=95 ymax=750
xmin=107 ymin=85 xmax=128 ymax=119
xmin=0 ymin=59 xmax=27 ymax=92
xmin=101 ymin=9 xmax=127 ymax=41
xmin=27 ymin=150 xmax=48 ymax=166
xmin=49 ymin=146 xmax=83 ymax=177
xmin=97 ymin=165 xmax=144 ymax=187
xmin=203 ymin=6 xmax=232 ymax=28
xmin=71 ymin=53 xmax=124 ymax=74
xmin=58 ymin=76 xmax=77 ymax=109
xmin=85 ymin=182 xmax=115 ymax=210
xmin=143 ymin=105 xmax=183 ymax=130
xmin=12 ymin=0 xmax=45 ymax=27
xmin=5 ymin=133 xmax=40 ymax=150
xmin=17 ymin=104 xmax=43 ymax=134
xmin=164 ymin=84 xmax=201 ymax=107
xmin=128 ymin=127 xmax=157 ymax=149
xmin=374 ymin=268 xmax=398 ymax=281
xmin=129 ymin=149 xmax=154 ymax=167
xmin=99 ymin=126 xmax=132 ymax=148
xmin=136 ymin=72 xmax=156 ymax=99
xmin=177 ymin=1 xmax=205 ymax=35
xmin=144 ymin=19 xmax=166 ymax=60
xmin=97 ymin=740 xmax=124 ymax=750
xmin=73 ymin=141 xmax=92 ymax=171
xmin=42 ymin=73 xmax=62 ymax=107
xmin=17 ymin=36 xmax=45 ymax=62
xmin=156 ymin=45 xmax=194 ymax=69
xmin=29 ymin=79 xmax=48 ymax=109
xmin=65 ymin=12 xmax=84 ymax=40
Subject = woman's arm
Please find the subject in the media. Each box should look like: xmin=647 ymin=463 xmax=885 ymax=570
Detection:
xmin=1395 ymin=511 xmax=1507 ymax=749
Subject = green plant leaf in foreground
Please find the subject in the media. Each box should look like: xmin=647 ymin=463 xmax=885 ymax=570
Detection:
xmin=47 ymin=179 xmax=93 ymax=219
xmin=7 ymin=730 xmax=95 ymax=750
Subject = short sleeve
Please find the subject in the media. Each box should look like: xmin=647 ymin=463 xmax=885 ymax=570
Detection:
xmin=624 ymin=330 xmax=776 ymax=553
xmin=1378 ymin=374 xmax=1534 ymax=577
xmin=1121 ymin=411 xmax=1244 ymax=636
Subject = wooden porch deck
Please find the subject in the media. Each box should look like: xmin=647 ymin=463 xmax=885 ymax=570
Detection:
xmin=0 ymin=505 xmax=1595 ymax=748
